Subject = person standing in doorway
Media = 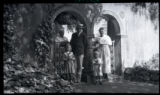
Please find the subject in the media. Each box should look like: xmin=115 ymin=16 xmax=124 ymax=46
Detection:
xmin=97 ymin=27 xmax=112 ymax=81
xmin=70 ymin=23 xmax=88 ymax=83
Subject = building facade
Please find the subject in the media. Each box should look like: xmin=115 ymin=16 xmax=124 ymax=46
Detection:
xmin=4 ymin=3 xmax=159 ymax=76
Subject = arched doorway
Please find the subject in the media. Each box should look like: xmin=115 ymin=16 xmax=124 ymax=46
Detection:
xmin=51 ymin=6 xmax=89 ymax=35
xmin=50 ymin=6 xmax=89 ymax=81
xmin=93 ymin=11 xmax=123 ymax=76
xmin=104 ymin=14 xmax=122 ymax=75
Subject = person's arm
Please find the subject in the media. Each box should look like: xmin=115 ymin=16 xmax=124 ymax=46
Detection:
xmin=83 ymin=33 xmax=88 ymax=52
xmin=107 ymin=36 xmax=112 ymax=46
xmin=92 ymin=60 xmax=95 ymax=71
xmin=70 ymin=34 xmax=75 ymax=53
xmin=70 ymin=52 xmax=76 ymax=60
xmin=92 ymin=60 xmax=96 ymax=65
xmin=98 ymin=58 xmax=102 ymax=73
xmin=63 ymin=53 xmax=68 ymax=61
xmin=95 ymin=39 xmax=100 ymax=48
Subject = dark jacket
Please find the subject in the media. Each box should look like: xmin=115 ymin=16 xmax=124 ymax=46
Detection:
xmin=70 ymin=32 xmax=88 ymax=56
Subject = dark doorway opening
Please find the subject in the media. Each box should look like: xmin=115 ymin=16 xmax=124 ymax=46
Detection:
xmin=103 ymin=14 xmax=122 ymax=75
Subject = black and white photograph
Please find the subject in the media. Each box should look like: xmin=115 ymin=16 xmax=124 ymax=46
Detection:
xmin=3 ymin=3 xmax=159 ymax=93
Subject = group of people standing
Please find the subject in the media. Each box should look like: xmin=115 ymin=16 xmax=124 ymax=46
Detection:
xmin=54 ymin=23 xmax=112 ymax=85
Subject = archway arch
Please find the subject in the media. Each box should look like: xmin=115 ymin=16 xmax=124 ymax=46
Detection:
xmin=49 ymin=6 xmax=91 ymax=81
xmin=50 ymin=6 xmax=90 ymax=35
xmin=92 ymin=10 xmax=123 ymax=75
xmin=91 ymin=10 xmax=124 ymax=36
xmin=102 ymin=10 xmax=124 ymax=35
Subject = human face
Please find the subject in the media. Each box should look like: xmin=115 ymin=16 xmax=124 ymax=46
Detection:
xmin=94 ymin=52 xmax=99 ymax=58
xmin=99 ymin=29 xmax=104 ymax=37
xmin=66 ymin=45 xmax=72 ymax=52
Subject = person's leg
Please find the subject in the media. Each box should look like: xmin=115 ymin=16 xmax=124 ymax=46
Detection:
xmin=72 ymin=73 xmax=76 ymax=83
xmin=99 ymin=76 xmax=103 ymax=85
xmin=91 ymin=73 xmax=94 ymax=84
xmin=93 ymin=76 xmax=96 ymax=84
xmin=96 ymin=76 xmax=99 ymax=85
xmin=70 ymin=73 xmax=74 ymax=84
xmin=103 ymin=73 xmax=108 ymax=81
xmin=76 ymin=54 xmax=84 ymax=83
xmin=95 ymin=76 xmax=99 ymax=85
xmin=69 ymin=73 xmax=71 ymax=82
xmin=75 ymin=56 xmax=79 ymax=83
xmin=70 ymin=73 xmax=73 ymax=83
xmin=66 ymin=73 xmax=69 ymax=81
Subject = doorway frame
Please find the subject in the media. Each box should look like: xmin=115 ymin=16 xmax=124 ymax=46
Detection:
xmin=50 ymin=5 xmax=91 ymax=81
xmin=51 ymin=5 xmax=90 ymax=35
xmin=91 ymin=10 xmax=125 ymax=75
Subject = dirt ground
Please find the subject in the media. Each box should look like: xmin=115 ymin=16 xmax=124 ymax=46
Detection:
xmin=73 ymin=74 xmax=159 ymax=93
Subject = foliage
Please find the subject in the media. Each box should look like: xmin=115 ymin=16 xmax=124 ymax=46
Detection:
xmin=4 ymin=57 xmax=74 ymax=93
xmin=3 ymin=4 xmax=75 ymax=93
xmin=54 ymin=12 xmax=78 ymax=32
xmin=131 ymin=3 xmax=159 ymax=30
xmin=133 ymin=53 xmax=159 ymax=71
xmin=124 ymin=53 xmax=159 ymax=84
xmin=32 ymin=16 xmax=52 ymax=68
xmin=3 ymin=4 xmax=18 ymax=59
xmin=124 ymin=67 xmax=159 ymax=85
xmin=3 ymin=4 xmax=104 ymax=93
xmin=83 ymin=3 xmax=103 ymax=24
xmin=54 ymin=4 xmax=103 ymax=32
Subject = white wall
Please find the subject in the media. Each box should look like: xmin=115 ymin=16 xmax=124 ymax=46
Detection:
xmin=95 ymin=3 xmax=159 ymax=68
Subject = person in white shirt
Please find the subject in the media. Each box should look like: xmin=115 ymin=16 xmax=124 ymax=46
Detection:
xmin=92 ymin=48 xmax=103 ymax=85
xmin=97 ymin=27 xmax=112 ymax=81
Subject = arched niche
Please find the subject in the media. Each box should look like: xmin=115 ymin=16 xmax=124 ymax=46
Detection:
xmin=50 ymin=6 xmax=90 ymax=36
xmin=92 ymin=10 xmax=124 ymax=75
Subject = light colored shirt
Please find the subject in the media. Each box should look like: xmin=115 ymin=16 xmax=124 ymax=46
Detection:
xmin=98 ymin=35 xmax=112 ymax=45
xmin=92 ymin=58 xmax=103 ymax=76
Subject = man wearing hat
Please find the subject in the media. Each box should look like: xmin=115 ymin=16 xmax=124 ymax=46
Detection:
xmin=70 ymin=23 xmax=88 ymax=83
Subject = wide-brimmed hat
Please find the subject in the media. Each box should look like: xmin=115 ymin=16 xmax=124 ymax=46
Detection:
xmin=77 ymin=23 xmax=85 ymax=28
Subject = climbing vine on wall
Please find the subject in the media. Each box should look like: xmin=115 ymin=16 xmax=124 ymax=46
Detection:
xmin=4 ymin=4 xmax=75 ymax=93
xmin=32 ymin=15 xmax=53 ymax=69
xmin=3 ymin=4 xmax=18 ymax=59
xmin=131 ymin=3 xmax=159 ymax=30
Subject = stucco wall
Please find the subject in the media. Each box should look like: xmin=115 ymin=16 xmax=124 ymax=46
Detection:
xmin=101 ymin=3 xmax=159 ymax=68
